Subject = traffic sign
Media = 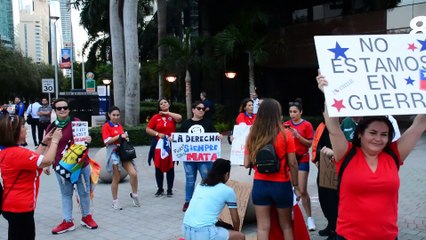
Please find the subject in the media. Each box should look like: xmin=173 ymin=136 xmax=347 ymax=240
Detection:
xmin=42 ymin=78 xmax=54 ymax=93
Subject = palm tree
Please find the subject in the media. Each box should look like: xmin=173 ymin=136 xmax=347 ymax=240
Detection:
xmin=160 ymin=28 xmax=207 ymax=119
xmin=157 ymin=0 xmax=167 ymax=99
xmin=214 ymin=11 xmax=269 ymax=96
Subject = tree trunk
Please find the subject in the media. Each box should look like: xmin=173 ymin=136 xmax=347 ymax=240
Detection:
xmin=109 ymin=0 xmax=126 ymax=118
xmin=123 ymin=0 xmax=140 ymax=126
xmin=185 ymin=69 xmax=192 ymax=119
xmin=157 ymin=0 xmax=166 ymax=99
xmin=248 ymin=51 xmax=255 ymax=95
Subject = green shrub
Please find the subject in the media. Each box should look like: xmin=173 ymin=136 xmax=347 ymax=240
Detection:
xmin=89 ymin=123 xmax=152 ymax=147
xmin=214 ymin=121 xmax=232 ymax=133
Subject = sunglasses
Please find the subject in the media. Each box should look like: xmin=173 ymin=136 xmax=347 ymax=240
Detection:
xmin=195 ymin=107 xmax=206 ymax=111
xmin=55 ymin=106 xmax=69 ymax=111
xmin=289 ymin=102 xmax=301 ymax=107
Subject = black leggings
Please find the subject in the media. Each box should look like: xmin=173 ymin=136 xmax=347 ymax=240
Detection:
xmin=3 ymin=211 xmax=35 ymax=240
xmin=155 ymin=167 xmax=174 ymax=191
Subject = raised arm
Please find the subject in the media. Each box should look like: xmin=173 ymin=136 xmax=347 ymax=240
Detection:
xmin=397 ymin=114 xmax=426 ymax=162
xmin=317 ymin=73 xmax=349 ymax=162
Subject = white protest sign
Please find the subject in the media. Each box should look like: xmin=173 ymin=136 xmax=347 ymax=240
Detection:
xmin=229 ymin=124 xmax=251 ymax=165
xmin=171 ymin=133 xmax=221 ymax=162
xmin=71 ymin=121 xmax=89 ymax=145
xmin=314 ymin=33 xmax=426 ymax=117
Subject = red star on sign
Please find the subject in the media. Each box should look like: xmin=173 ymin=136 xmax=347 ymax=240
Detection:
xmin=408 ymin=43 xmax=417 ymax=52
xmin=332 ymin=98 xmax=346 ymax=112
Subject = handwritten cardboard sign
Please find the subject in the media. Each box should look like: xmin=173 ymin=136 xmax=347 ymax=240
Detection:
xmin=319 ymin=151 xmax=338 ymax=190
xmin=218 ymin=180 xmax=252 ymax=231
xmin=171 ymin=133 xmax=221 ymax=162
xmin=71 ymin=121 xmax=89 ymax=145
xmin=314 ymin=34 xmax=426 ymax=117
xmin=230 ymin=124 xmax=251 ymax=165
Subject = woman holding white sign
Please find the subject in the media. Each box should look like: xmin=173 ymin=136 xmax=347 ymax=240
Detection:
xmin=146 ymin=98 xmax=182 ymax=197
xmin=244 ymin=98 xmax=300 ymax=240
xmin=317 ymin=73 xmax=426 ymax=240
xmin=102 ymin=106 xmax=140 ymax=210
xmin=46 ymin=98 xmax=98 ymax=234
xmin=180 ymin=100 xmax=218 ymax=212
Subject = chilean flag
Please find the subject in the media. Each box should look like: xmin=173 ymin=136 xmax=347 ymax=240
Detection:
xmin=420 ymin=69 xmax=426 ymax=90
xmin=269 ymin=195 xmax=310 ymax=240
xmin=154 ymin=137 xmax=174 ymax=172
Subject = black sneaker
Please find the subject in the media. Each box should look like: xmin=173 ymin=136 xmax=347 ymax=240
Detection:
xmin=166 ymin=189 xmax=173 ymax=197
xmin=319 ymin=226 xmax=330 ymax=236
xmin=326 ymin=231 xmax=336 ymax=240
xmin=155 ymin=189 xmax=164 ymax=197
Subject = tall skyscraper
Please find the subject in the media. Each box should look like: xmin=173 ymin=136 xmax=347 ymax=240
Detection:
xmin=18 ymin=0 xmax=50 ymax=64
xmin=0 ymin=0 xmax=15 ymax=48
xmin=59 ymin=0 xmax=73 ymax=77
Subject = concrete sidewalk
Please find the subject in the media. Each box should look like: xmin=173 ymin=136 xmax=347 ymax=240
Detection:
xmin=0 ymin=127 xmax=425 ymax=239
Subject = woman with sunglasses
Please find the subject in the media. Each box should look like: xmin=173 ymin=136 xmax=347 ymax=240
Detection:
xmin=283 ymin=98 xmax=316 ymax=231
xmin=146 ymin=99 xmax=182 ymax=197
xmin=102 ymin=106 xmax=140 ymax=210
xmin=1 ymin=116 xmax=62 ymax=240
xmin=180 ymin=100 xmax=217 ymax=212
xmin=46 ymin=98 xmax=98 ymax=234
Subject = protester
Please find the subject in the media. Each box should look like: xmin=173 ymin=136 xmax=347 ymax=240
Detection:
xmin=102 ymin=106 xmax=140 ymax=210
xmin=182 ymin=158 xmax=245 ymax=240
xmin=250 ymin=92 xmax=261 ymax=114
xmin=26 ymin=98 xmax=42 ymax=146
xmin=311 ymin=119 xmax=338 ymax=239
xmin=283 ymin=98 xmax=316 ymax=231
xmin=235 ymin=98 xmax=256 ymax=125
xmin=46 ymin=98 xmax=98 ymax=234
xmin=200 ymin=91 xmax=215 ymax=119
xmin=146 ymin=98 xmax=182 ymax=197
xmin=37 ymin=98 xmax=52 ymax=141
xmin=244 ymin=98 xmax=299 ymax=240
xmin=0 ymin=115 xmax=62 ymax=240
xmin=317 ymin=73 xmax=426 ymax=239
xmin=14 ymin=96 xmax=25 ymax=117
xmin=180 ymin=100 xmax=218 ymax=212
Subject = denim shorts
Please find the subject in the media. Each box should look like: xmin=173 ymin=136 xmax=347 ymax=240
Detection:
xmin=182 ymin=224 xmax=229 ymax=240
xmin=298 ymin=162 xmax=310 ymax=172
xmin=252 ymin=180 xmax=293 ymax=208
xmin=111 ymin=152 xmax=120 ymax=165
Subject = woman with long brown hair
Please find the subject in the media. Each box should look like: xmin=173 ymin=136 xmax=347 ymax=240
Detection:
xmin=244 ymin=98 xmax=300 ymax=240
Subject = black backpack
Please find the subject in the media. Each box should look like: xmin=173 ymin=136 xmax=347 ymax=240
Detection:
xmin=337 ymin=145 xmax=400 ymax=193
xmin=255 ymin=143 xmax=281 ymax=174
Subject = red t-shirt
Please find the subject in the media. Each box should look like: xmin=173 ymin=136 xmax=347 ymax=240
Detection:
xmin=235 ymin=113 xmax=256 ymax=125
xmin=250 ymin=130 xmax=296 ymax=182
xmin=147 ymin=113 xmax=177 ymax=139
xmin=283 ymin=120 xmax=313 ymax=163
xmin=336 ymin=142 xmax=401 ymax=240
xmin=0 ymin=147 xmax=43 ymax=212
xmin=102 ymin=121 xmax=125 ymax=145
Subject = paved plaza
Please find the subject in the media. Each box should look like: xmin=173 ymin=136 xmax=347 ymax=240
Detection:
xmin=1 ymin=128 xmax=425 ymax=240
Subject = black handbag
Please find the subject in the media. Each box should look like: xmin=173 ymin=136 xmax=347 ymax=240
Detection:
xmin=117 ymin=137 xmax=136 ymax=161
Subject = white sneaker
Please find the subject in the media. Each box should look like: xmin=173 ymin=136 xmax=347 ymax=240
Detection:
xmin=307 ymin=217 xmax=316 ymax=231
xmin=112 ymin=200 xmax=123 ymax=210
xmin=130 ymin=193 xmax=141 ymax=207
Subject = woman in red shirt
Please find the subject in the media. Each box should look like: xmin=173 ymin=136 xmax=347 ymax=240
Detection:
xmin=0 ymin=116 xmax=62 ymax=240
xmin=102 ymin=106 xmax=140 ymax=210
xmin=235 ymin=98 xmax=256 ymax=125
xmin=146 ymin=98 xmax=182 ymax=197
xmin=244 ymin=98 xmax=300 ymax=240
xmin=317 ymin=74 xmax=426 ymax=240
xmin=283 ymin=98 xmax=316 ymax=231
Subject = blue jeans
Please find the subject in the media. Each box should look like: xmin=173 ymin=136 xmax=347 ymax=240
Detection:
xmin=55 ymin=165 xmax=91 ymax=221
xmin=183 ymin=161 xmax=213 ymax=202
xmin=182 ymin=224 xmax=229 ymax=240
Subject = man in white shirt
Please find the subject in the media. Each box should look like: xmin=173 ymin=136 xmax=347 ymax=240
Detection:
xmin=26 ymin=98 xmax=42 ymax=146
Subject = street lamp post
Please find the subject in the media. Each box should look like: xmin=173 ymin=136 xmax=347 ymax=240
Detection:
xmin=102 ymin=79 xmax=112 ymax=112
xmin=50 ymin=16 xmax=60 ymax=99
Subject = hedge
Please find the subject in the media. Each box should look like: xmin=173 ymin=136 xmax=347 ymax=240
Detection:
xmin=89 ymin=123 xmax=152 ymax=148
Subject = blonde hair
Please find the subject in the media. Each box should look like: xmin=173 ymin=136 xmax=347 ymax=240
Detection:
xmin=246 ymin=98 xmax=286 ymax=163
